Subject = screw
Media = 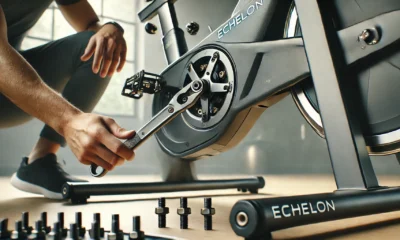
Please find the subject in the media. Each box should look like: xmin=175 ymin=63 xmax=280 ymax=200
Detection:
xmin=155 ymin=198 xmax=169 ymax=228
xmin=201 ymin=198 xmax=216 ymax=230
xmin=200 ymin=64 xmax=208 ymax=72
xmin=69 ymin=223 xmax=79 ymax=240
xmin=182 ymin=96 xmax=188 ymax=103
xmin=219 ymin=71 xmax=226 ymax=79
xmin=22 ymin=212 xmax=32 ymax=235
xmin=177 ymin=197 xmax=191 ymax=229
xmin=168 ymin=107 xmax=174 ymax=113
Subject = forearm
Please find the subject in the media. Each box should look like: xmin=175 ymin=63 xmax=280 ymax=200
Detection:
xmin=0 ymin=41 xmax=82 ymax=135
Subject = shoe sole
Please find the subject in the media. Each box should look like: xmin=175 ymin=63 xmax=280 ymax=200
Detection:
xmin=10 ymin=173 xmax=63 ymax=200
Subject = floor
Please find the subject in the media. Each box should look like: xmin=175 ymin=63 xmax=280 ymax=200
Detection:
xmin=1 ymin=175 xmax=400 ymax=240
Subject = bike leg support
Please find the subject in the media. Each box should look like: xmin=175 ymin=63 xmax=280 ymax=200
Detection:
xmin=62 ymin=177 xmax=265 ymax=204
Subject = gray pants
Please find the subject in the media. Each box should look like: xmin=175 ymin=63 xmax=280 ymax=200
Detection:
xmin=0 ymin=31 xmax=111 ymax=146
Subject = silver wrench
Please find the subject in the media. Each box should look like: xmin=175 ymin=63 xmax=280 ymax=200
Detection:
xmin=90 ymin=79 xmax=205 ymax=177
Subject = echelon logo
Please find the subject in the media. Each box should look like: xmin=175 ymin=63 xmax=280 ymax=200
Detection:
xmin=217 ymin=0 xmax=264 ymax=39
xmin=271 ymin=200 xmax=336 ymax=219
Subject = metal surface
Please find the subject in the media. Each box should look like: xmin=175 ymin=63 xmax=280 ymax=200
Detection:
xmin=295 ymin=0 xmax=379 ymax=189
xmin=230 ymin=187 xmax=400 ymax=238
xmin=90 ymin=80 xmax=205 ymax=177
xmin=62 ymin=177 xmax=266 ymax=203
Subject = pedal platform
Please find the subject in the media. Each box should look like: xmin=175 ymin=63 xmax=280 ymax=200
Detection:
xmin=121 ymin=70 xmax=164 ymax=99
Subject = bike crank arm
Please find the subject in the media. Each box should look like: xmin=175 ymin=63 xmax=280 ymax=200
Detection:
xmin=90 ymin=79 xmax=206 ymax=177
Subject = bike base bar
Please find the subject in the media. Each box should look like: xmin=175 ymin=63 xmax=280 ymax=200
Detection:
xmin=62 ymin=176 xmax=265 ymax=204
xmin=230 ymin=186 xmax=400 ymax=239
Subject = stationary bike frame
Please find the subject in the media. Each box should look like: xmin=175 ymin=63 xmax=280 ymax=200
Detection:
xmin=64 ymin=0 xmax=400 ymax=238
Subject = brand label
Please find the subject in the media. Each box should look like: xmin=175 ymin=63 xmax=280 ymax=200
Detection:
xmin=271 ymin=200 xmax=336 ymax=219
xmin=217 ymin=0 xmax=264 ymax=39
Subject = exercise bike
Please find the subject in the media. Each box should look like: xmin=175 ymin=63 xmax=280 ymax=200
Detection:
xmin=64 ymin=0 xmax=400 ymax=238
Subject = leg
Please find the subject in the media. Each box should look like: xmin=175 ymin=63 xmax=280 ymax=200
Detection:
xmin=11 ymin=31 xmax=111 ymax=199
xmin=19 ymin=31 xmax=111 ymax=162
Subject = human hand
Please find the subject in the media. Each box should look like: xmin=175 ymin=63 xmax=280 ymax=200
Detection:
xmin=81 ymin=24 xmax=127 ymax=78
xmin=63 ymin=113 xmax=135 ymax=171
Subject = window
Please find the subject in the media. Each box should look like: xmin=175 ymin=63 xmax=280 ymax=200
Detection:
xmin=21 ymin=0 xmax=140 ymax=116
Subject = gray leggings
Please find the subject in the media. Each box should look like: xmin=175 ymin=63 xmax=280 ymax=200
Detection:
xmin=0 ymin=31 xmax=111 ymax=146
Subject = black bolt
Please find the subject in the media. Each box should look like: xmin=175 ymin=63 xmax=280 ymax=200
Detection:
xmin=22 ymin=212 xmax=32 ymax=234
xmin=145 ymin=22 xmax=158 ymax=34
xmin=155 ymin=198 xmax=169 ymax=228
xmin=75 ymin=212 xmax=86 ymax=238
xmin=177 ymin=197 xmax=191 ymax=229
xmin=0 ymin=218 xmax=11 ymax=239
xmin=201 ymin=198 xmax=216 ymax=230
xmin=186 ymin=21 xmax=200 ymax=35
xmin=34 ymin=220 xmax=46 ymax=239
xmin=12 ymin=220 xmax=27 ymax=240
xmin=58 ymin=212 xmax=67 ymax=238
xmin=90 ymin=222 xmax=100 ymax=240
xmin=49 ymin=222 xmax=62 ymax=240
xmin=93 ymin=213 xmax=104 ymax=237
xmin=129 ymin=216 xmax=144 ymax=240
xmin=41 ymin=212 xmax=51 ymax=234
xmin=111 ymin=214 xmax=124 ymax=240
xmin=69 ymin=223 xmax=79 ymax=240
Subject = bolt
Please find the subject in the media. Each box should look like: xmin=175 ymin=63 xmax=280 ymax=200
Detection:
xmin=168 ymin=107 xmax=174 ymax=113
xmin=200 ymin=64 xmax=208 ymax=72
xmin=197 ymin=109 xmax=203 ymax=115
xmin=75 ymin=212 xmax=86 ymax=238
xmin=219 ymin=71 xmax=226 ymax=79
xmin=212 ymin=107 xmax=218 ymax=114
xmin=177 ymin=197 xmax=191 ymax=229
xmin=212 ymin=52 xmax=219 ymax=62
xmin=0 ymin=219 xmax=11 ymax=239
xmin=22 ymin=212 xmax=32 ymax=235
xmin=41 ymin=212 xmax=51 ymax=234
xmin=69 ymin=223 xmax=79 ymax=240
xmin=93 ymin=213 xmax=104 ymax=238
xmin=182 ymin=96 xmax=188 ymax=103
xmin=201 ymin=198 xmax=216 ymax=230
xmin=129 ymin=216 xmax=144 ymax=240
xmin=155 ymin=198 xmax=169 ymax=228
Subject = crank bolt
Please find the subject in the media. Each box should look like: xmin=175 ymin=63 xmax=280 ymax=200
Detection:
xmin=155 ymin=197 xmax=169 ymax=228
xmin=168 ymin=107 xmax=174 ymax=113
xmin=201 ymin=198 xmax=216 ymax=230
xmin=177 ymin=197 xmax=191 ymax=229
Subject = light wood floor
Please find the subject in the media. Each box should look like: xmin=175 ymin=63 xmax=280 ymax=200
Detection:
xmin=1 ymin=175 xmax=400 ymax=240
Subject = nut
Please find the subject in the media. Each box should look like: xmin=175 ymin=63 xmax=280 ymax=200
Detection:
xmin=177 ymin=208 xmax=191 ymax=215
xmin=201 ymin=208 xmax=216 ymax=216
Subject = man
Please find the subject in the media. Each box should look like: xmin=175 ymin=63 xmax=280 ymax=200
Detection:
xmin=0 ymin=0 xmax=136 ymax=199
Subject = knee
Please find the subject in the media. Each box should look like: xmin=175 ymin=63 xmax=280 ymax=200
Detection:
xmin=72 ymin=31 xmax=96 ymax=51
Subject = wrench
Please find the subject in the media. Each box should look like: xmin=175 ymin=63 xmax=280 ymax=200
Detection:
xmin=90 ymin=79 xmax=205 ymax=177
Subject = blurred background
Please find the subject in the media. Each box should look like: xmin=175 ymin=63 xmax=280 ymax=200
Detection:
xmin=0 ymin=0 xmax=399 ymax=178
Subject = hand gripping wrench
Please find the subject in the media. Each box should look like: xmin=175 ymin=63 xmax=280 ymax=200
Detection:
xmin=90 ymin=79 xmax=205 ymax=177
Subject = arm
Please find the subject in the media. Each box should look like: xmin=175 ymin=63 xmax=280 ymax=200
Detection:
xmin=0 ymin=6 xmax=80 ymax=135
xmin=0 ymin=7 xmax=134 ymax=170
xmin=57 ymin=0 xmax=127 ymax=78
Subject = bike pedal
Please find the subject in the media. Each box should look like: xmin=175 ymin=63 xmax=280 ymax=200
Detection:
xmin=121 ymin=70 xmax=164 ymax=99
